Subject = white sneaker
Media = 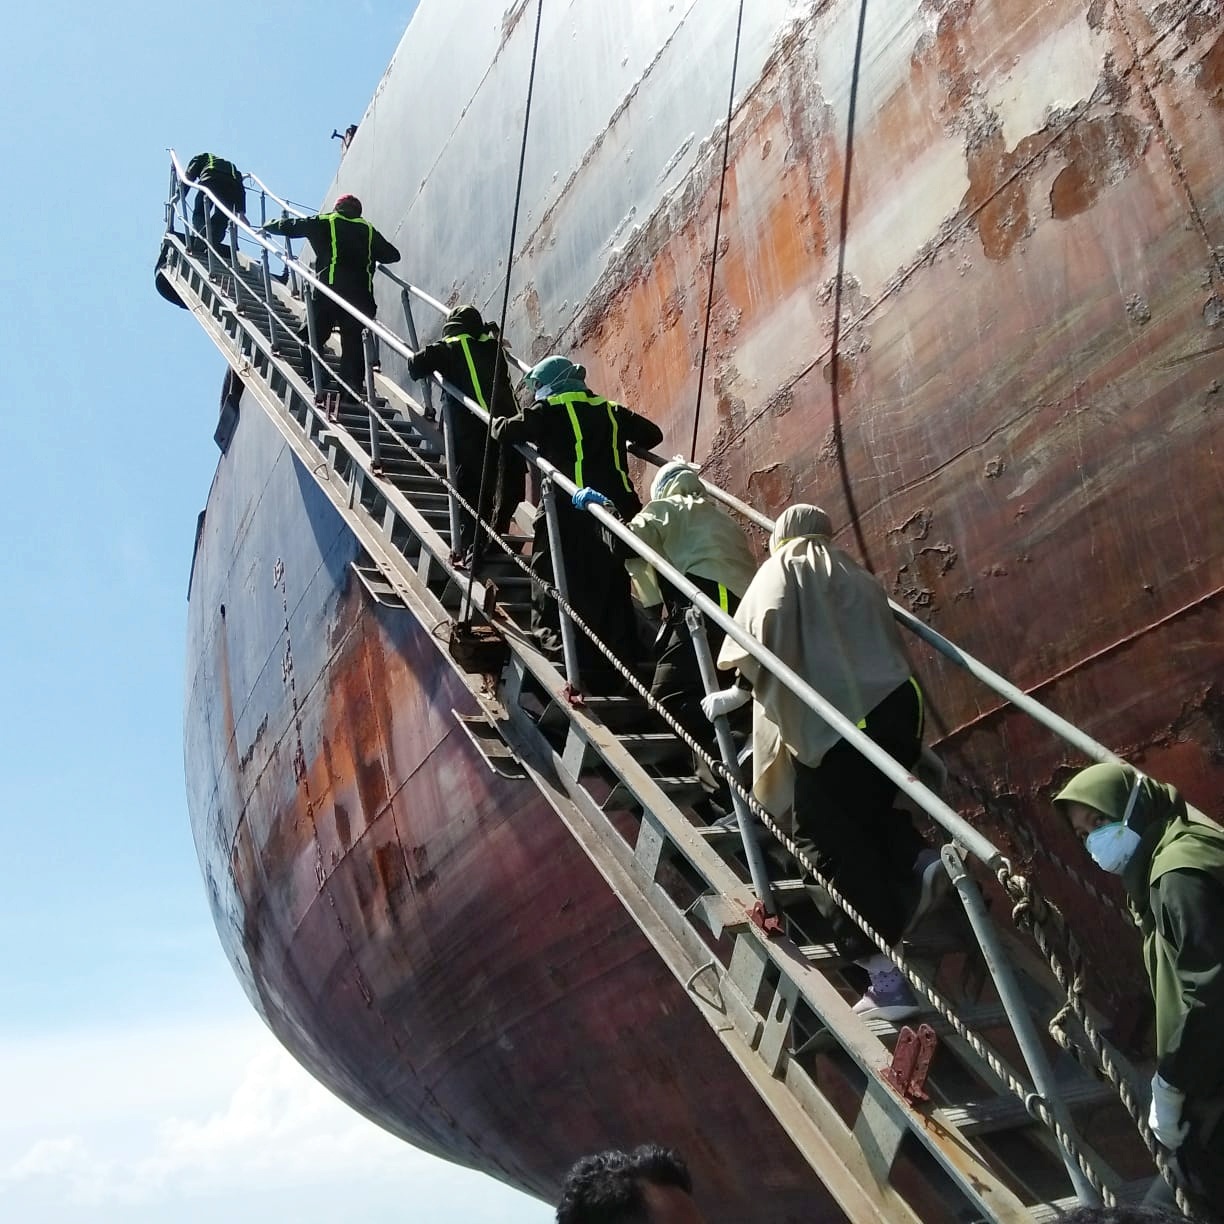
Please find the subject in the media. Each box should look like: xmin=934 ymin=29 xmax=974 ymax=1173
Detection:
xmin=852 ymin=964 xmax=920 ymax=1022
xmin=851 ymin=964 xmax=920 ymax=1023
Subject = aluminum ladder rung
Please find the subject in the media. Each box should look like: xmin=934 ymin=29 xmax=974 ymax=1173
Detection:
xmin=163 ymin=226 xmax=1142 ymax=1222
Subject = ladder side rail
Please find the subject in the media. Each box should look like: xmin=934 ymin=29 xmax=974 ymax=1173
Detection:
xmin=163 ymin=248 xmax=1112 ymax=1217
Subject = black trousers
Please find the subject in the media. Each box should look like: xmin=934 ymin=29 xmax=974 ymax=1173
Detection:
xmin=530 ymin=499 xmax=637 ymax=689
xmin=651 ymin=576 xmax=742 ymax=768
xmin=192 ymin=180 xmax=243 ymax=250
xmin=1143 ymin=1097 xmax=1224 ymax=1220
xmin=300 ymin=292 xmax=371 ymax=395
xmin=451 ymin=412 xmax=527 ymax=557
xmin=792 ymin=678 xmax=925 ymax=960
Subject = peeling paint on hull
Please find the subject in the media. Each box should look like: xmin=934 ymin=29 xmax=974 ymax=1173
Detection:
xmin=184 ymin=0 xmax=1224 ymax=1212
xmin=185 ymin=404 xmax=844 ymax=1218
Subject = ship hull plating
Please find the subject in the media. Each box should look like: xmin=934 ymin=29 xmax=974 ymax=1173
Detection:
xmin=330 ymin=0 xmax=1222 ymax=1002
xmin=184 ymin=402 xmax=841 ymax=1216
xmin=183 ymin=0 xmax=1224 ymax=1212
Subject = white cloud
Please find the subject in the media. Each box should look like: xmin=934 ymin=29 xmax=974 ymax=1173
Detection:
xmin=0 ymin=1011 xmax=550 ymax=1223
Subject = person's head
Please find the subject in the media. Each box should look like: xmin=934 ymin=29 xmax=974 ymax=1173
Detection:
xmin=525 ymin=354 xmax=587 ymax=400
xmin=769 ymin=503 xmax=832 ymax=554
xmin=1054 ymin=763 xmax=1159 ymax=874
xmin=443 ymin=303 xmax=486 ymax=337
xmin=650 ymin=458 xmax=702 ymax=501
xmin=555 ymin=1145 xmax=704 ymax=1224
xmin=1056 ymin=1206 xmax=1183 ymax=1223
xmin=333 ymin=193 xmax=362 ymax=217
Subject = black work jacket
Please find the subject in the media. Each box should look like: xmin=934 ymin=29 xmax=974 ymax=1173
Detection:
xmin=494 ymin=390 xmax=663 ymax=518
xmin=407 ymin=330 xmax=517 ymax=422
xmin=186 ymin=152 xmax=242 ymax=186
xmin=264 ymin=212 xmax=400 ymax=305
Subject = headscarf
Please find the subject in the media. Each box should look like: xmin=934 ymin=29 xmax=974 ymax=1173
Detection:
xmin=1055 ymin=763 xmax=1194 ymax=915
xmin=718 ymin=504 xmax=913 ymax=817
xmin=625 ymin=461 xmax=757 ymax=607
xmin=651 ymin=459 xmax=697 ymax=501
xmin=526 ymin=354 xmax=588 ymax=400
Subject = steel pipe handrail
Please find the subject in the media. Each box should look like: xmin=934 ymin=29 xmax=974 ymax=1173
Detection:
xmin=171 ymin=151 xmax=422 ymax=372
xmin=173 ymin=156 xmax=1122 ymax=828
xmin=572 ymin=480 xmax=1007 ymax=870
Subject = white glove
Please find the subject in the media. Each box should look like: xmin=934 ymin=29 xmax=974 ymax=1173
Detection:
xmin=700 ymin=686 xmax=751 ymax=721
xmin=1148 ymin=1072 xmax=1188 ymax=1150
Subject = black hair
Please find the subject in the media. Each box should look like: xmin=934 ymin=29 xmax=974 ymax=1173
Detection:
xmin=1057 ymin=1208 xmax=1184 ymax=1224
xmin=555 ymin=1145 xmax=693 ymax=1224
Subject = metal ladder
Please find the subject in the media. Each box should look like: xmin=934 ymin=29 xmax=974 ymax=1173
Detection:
xmin=161 ymin=167 xmax=1163 ymax=1223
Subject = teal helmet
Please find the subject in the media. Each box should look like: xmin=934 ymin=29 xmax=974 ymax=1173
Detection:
xmin=525 ymin=355 xmax=587 ymax=400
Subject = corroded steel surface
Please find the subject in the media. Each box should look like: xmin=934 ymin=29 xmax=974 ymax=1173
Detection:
xmin=181 ymin=0 xmax=1224 ymax=1210
xmin=184 ymin=402 xmax=845 ymax=1219
xmin=330 ymin=0 xmax=1222 ymax=1012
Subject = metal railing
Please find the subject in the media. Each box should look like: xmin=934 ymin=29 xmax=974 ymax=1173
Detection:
xmin=168 ymin=156 xmax=1182 ymax=1206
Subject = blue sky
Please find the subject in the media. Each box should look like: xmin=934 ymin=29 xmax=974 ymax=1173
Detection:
xmin=0 ymin=2 xmax=549 ymax=1219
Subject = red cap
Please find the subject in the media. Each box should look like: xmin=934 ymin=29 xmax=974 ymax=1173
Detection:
xmin=334 ymin=194 xmax=362 ymax=217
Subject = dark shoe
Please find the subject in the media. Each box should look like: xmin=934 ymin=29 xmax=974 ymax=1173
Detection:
xmin=902 ymin=848 xmax=952 ymax=938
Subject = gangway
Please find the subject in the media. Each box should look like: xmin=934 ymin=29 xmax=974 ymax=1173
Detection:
xmin=162 ymin=156 xmax=1192 ymax=1222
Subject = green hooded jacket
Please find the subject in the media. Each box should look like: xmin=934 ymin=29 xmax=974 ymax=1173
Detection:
xmin=1056 ymin=764 xmax=1224 ymax=1094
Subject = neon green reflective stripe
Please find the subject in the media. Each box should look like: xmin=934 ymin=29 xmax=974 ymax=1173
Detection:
xmin=326 ymin=213 xmax=339 ymax=284
xmin=560 ymin=397 xmax=586 ymax=486
xmin=456 ymin=336 xmax=487 ymax=409
xmin=206 ymin=154 xmax=215 ymax=171
xmin=717 ymin=584 xmax=730 ymax=612
xmin=553 ymin=391 xmax=629 ymax=491
xmin=605 ymin=401 xmax=632 ymax=493
xmin=441 ymin=334 xmax=499 ymax=408
xmin=323 ymin=214 xmax=374 ymax=287
xmin=910 ymin=675 xmax=924 ymax=738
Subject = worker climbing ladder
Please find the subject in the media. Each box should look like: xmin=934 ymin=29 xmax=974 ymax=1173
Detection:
xmin=161 ymin=156 xmax=1189 ymax=1222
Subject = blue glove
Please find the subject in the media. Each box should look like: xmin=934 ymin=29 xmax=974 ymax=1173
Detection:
xmin=573 ymin=487 xmax=613 ymax=511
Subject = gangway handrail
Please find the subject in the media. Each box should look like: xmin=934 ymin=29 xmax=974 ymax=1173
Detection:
xmin=421 ymin=374 xmax=1006 ymax=869
xmin=172 ymin=153 xmax=1120 ymax=859
xmin=236 ymin=169 xmax=1129 ymax=771
xmin=168 ymin=155 xmax=1191 ymax=1214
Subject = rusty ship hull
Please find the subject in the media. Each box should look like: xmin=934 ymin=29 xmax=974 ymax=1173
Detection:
xmin=183 ymin=0 xmax=1224 ymax=1215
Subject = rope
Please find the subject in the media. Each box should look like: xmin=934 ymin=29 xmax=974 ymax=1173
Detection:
xmin=462 ymin=0 xmax=545 ymax=624
xmin=687 ymin=0 xmax=745 ymax=464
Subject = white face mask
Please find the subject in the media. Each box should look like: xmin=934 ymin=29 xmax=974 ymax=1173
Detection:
xmin=1084 ymin=822 xmax=1143 ymax=873
xmin=1083 ymin=773 xmax=1145 ymax=873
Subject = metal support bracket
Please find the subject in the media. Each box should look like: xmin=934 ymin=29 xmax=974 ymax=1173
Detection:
xmin=883 ymin=1023 xmax=938 ymax=1103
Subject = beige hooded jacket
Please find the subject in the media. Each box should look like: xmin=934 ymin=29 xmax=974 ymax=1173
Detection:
xmin=717 ymin=504 xmax=913 ymax=816
xmin=624 ymin=463 xmax=758 ymax=607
